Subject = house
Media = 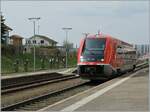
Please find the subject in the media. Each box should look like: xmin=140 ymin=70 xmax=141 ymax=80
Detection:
xmin=134 ymin=44 xmax=149 ymax=57
xmin=26 ymin=35 xmax=57 ymax=47
xmin=24 ymin=35 xmax=58 ymax=55
xmin=10 ymin=34 xmax=23 ymax=46
xmin=9 ymin=34 xmax=24 ymax=54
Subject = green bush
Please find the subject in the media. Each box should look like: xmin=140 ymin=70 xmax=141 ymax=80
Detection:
xmin=1 ymin=52 xmax=77 ymax=74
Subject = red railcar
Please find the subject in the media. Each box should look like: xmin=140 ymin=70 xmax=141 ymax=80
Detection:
xmin=77 ymin=34 xmax=137 ymax=80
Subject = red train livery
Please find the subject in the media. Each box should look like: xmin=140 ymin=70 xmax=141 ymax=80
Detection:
xmin=77 ymin=34 xmax=137 ymax=80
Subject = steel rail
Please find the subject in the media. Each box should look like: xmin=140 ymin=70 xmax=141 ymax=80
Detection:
xmin=1 ymin=79 xmax=88 ymax=111
xmin=2 ymin=72 xmax=65 ymax=90
xmin=2 ymin=63 xmax=148 ymax=111
xmin=2 ymin=74 xmax=79 ymax=94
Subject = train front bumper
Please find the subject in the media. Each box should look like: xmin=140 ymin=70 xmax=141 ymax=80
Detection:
xmin=77 ymin=64 xmax=115 ymax=80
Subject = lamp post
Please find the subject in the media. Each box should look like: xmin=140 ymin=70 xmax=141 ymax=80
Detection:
xmin=28 ymin=17 xmax=41 ymax=71
xmin=37 ymin=20 xmax=40 ymax=34
xmin=62 ymin=27 xmax=72 ymax=68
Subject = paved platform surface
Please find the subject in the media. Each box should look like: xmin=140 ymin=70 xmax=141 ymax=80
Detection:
xmin=40 ymin=68 xmax=149 ymax=112
xmin=1 ymin=67 xmax=76 ymax=79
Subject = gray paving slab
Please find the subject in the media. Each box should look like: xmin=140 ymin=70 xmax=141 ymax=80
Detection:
xmin=40 ymin=68 xmax=149 ymax=112
xmin=76 ymin=69 xmax=149 ymax=111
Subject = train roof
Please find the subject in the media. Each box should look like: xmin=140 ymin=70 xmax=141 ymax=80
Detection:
xmin=85 ymin=34 xmax=133 ymax=47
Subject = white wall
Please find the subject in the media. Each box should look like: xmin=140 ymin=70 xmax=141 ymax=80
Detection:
xmin=26 ymin=36 xmax=50 ymax=46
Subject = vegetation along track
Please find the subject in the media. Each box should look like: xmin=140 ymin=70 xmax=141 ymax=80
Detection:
xmin=2 ymin=63 xmax=148 ymax=111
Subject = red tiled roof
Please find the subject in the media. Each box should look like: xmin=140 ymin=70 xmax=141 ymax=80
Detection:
xmin=10 ymin=35 xmax=24 ymax=39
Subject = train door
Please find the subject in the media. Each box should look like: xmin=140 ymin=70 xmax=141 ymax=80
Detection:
xmin=116 ymin=44 xmax=124 ymax=72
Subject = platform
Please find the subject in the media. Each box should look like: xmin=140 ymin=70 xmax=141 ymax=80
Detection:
xmin=40 ymin=67 xmax=149 ymax=112
xmin=1 ymin=67 xmax=76 ymax=79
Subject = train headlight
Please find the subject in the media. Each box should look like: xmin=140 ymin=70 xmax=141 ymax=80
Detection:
xmin=80 ymin=56 xmax=83 ymax=59
xmin=101 ymin=59 xmax=104 ymax=61
xmin=80 ymin=56 xmax=84 ymax=62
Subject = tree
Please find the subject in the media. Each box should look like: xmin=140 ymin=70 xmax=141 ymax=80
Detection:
xmin=1 ymin=15 xmax=12 ymax=45
xmin=1 ymin=15 xmax=5 ymax=44
xmin=63 ymin=40 xmax=74 ymax=51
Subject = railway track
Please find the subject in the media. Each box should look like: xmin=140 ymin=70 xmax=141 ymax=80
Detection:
xmin=1 ymin=75 xmax=88 ymax=111
xmin=2 ymin=72 xmax=70 ymax=90
xmin=2 ymin=74 xmax=79 ymax=94
xmin=1 ymin=63 xmax=148 ymax=111
xmin=2 ymin=80 xmax=91 ymax=111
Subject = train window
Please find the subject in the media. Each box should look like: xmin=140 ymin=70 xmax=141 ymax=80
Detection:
xmin=82 ymin=38 xmax=106 ymax=55
xmin=85 ymin=38 xmax=105 ymax=50
xmin=117 ymin=47 xmax=123 ymax=54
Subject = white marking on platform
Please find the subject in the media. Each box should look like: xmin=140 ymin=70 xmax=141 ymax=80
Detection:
xmin=39 ymin=69 xmax=142 ymax=112
xmin=58 ymin=68 xmax=73 ymax=74
xmin=60 ymin=71 xmax=138 ymax=112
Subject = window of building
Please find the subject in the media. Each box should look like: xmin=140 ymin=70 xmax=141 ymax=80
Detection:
xmin=41 ymin=40 xmax=44 ymax=44
xmin=33 ymin=40 xmax=36 ymax=44
xmin=24 ymin=48 xmax=26 ymax=52
xmin=28 ymin=40 xmax=31 ymax=44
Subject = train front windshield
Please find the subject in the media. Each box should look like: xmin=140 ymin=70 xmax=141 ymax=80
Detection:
xmin=81 ymin=38 xmax=106 ymax=62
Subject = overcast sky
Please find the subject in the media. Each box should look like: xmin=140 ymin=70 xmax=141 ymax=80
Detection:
xmin=1 ymin=1 xmax=149 ymax=47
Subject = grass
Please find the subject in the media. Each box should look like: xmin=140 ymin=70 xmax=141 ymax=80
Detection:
xmin=1 ymin=56 xmax=14 ymax=73
xmin=1 ymin=53 xmax=77 ymax=74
